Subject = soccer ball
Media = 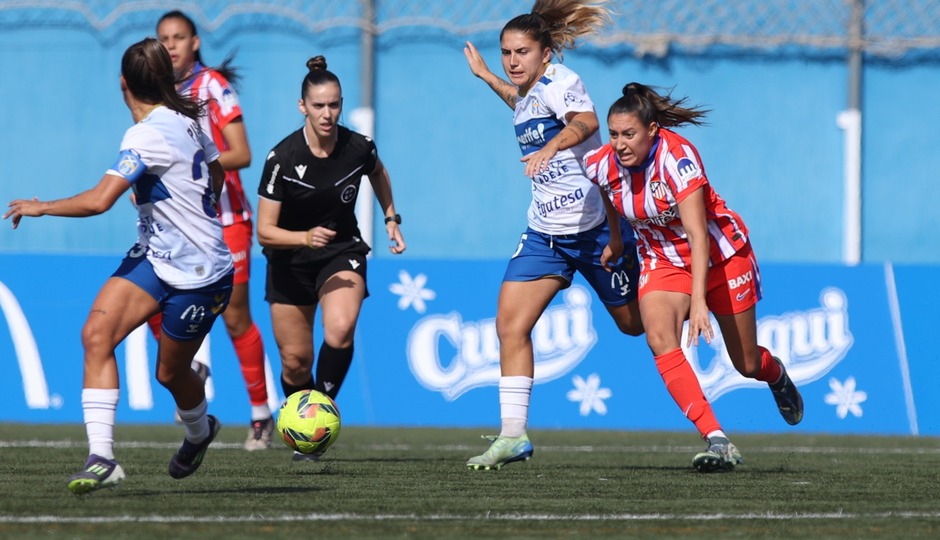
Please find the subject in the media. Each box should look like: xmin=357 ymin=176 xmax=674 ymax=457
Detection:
xmin=276 ymin=390 xmax=341 ymax=455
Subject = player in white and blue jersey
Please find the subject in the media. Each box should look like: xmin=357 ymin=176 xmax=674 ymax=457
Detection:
xmin=462 ymin=0 xmax=644 ymax=471
xmin=5 ymin=38 xmax=234 ymax=494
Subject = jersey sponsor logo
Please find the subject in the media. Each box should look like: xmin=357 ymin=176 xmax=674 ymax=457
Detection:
xmin=534 ymin=187 xmax=585 ymax=217
xmin=265 ymin=164 xmax=279 ymax=194
xmin=515 ymin=118 xmax=563 ymax=154
xmin=341 ymin=184 xmax=357 ymax=203
xmin=676 ymin=157 xmax=700 ymax=182
xmin=407 ymin=285 xmax=598 ymax=400
xmin=609 ymin=269 xmax=632 ymax=297
xmin=220 ymin=88 xmax=237 ymax=107
xmin=728 ymin=271 xmax=752 ymax=290
xmin=181 ymin=303 xmax=207 ymax=333
xmin=629 ymin=206 xmax=677 ymax=227
xmin=295 ymin=164 xmax=307 ymax=179
xmin=532 ymin=161 xmax=571 ymax=185
xmin=687 ymin=288 xmax=854 ymax=401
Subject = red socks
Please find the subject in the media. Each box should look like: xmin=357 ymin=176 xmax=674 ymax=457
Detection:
xmin=147 ymin=313 xmax=163 ymax=339
xmin=655 ymin=348 xmax=722 ymax=438
xmin=232 ymin=323 xmax=268 ymax=405
xmin=753 ymin=346 xmax=783 ymax=383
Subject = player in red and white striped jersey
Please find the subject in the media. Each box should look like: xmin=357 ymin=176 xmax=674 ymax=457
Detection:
xmin=156 ymin=10 xmax=273 ymax=451
xmin=584 ymin=82 xmax=805 ymax=472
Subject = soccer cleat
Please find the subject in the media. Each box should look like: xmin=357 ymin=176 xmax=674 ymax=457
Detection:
xmin=244 ymin=416 xmax=275 ymax=451
xmin=67 ymin=454 xmax=126 ymax=495
xmin=466 ymin=434 xmax=534 ymax=470
xmin=769 ymin=356 xmax=804 ymax=425
xmin=693 ymin=436 xmax=743 ymax=473
xmin=168 ymin=415 xmax=221 ymax=479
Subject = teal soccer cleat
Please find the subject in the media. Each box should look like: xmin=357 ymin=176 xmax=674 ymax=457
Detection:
xmin=466 ymin=434 xmax=534 ymax=471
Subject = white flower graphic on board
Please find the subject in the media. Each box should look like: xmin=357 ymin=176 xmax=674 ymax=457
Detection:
xmin=567 ymin=373 xmax=611 ymax=416
xmin=824 ymin=376 xmax=867 ymax=419
xmin=388 ymin=270 xmax=436 ymax=314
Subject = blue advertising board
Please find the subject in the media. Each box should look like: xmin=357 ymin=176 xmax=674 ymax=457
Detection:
xmin=0 ymin=254 xmax=934 ymax=436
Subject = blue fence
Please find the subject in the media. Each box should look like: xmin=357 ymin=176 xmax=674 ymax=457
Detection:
xmin=2 ymin=254 xmax=936 ymax=436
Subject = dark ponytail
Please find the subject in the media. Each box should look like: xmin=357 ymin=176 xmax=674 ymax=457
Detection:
xmin=608 ymin=82 xmax=709 ymax=128
xmin=122 ymin=38 xmax=203 ymax=120
xmin=300 ymin=55 xmax=342 ymax=98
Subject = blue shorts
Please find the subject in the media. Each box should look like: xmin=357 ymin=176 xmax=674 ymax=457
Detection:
xmin=112 ymin=253 xmax=234 ymax=341
xmin=503 ymin=219 xmax=640 ymax=307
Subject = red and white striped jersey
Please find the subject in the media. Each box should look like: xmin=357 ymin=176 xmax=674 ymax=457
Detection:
xmin=184 ymin=63 xmax=252 ymax=226
xmin=583 ymin=128 xmax=748 ymax=270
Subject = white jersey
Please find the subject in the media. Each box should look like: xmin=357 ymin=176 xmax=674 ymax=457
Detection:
xmin=513 ymin=63 xmax=606 ymax=235
xmin=106 ymin=106 xmax=234 ymax=289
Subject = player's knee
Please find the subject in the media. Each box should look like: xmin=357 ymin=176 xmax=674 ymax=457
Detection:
xmin=615 ymin=318 xmax=644 ymax=337
xmin=645 ymin=331 xmax=677 ymax=357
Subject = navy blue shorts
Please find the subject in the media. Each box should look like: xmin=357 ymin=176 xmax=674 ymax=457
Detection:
xmin=112 ymin=254 xmax=234 ymax=341
xmin=503 ymin=219 xmax=640 ymax=307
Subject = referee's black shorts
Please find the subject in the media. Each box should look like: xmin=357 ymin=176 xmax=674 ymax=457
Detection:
xmin=265 ymin=244 xmax=370 ymax=306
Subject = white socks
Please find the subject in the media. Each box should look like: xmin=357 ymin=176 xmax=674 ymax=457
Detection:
xmin=251 ymin=404 xmax=272 ymax=422
xmin=499 ymin=376 xmax=533 ymax=438
xmin=82 ymin=388 xmax=119 ymax=460
xmin=177 ymin=399 xmax=210 ymax=443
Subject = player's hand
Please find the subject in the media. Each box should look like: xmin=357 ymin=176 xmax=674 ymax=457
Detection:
xmin=686 ymin=299 xmax=714 ymax=347
xmin=4 ymin=197 xmax=42 ymax=229
xmin=463 ymin=41 xmax=490 ymax=79
xmin=305 ymin=226 xmax=337 ymax=249
xmin=600 ymin=244 xmax=621 ymax=272
xmin=520 ymin=145 xmax=559 ymax=179
xmin=386 ymin=222 xmax=406 ymax=254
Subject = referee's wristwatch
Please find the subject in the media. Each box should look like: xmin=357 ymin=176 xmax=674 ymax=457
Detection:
xmin=384 ymin=214 xmax=401 ymax=225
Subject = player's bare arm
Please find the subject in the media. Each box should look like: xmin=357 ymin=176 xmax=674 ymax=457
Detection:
xmin=464 ymin=41 xmax=518 ymax=110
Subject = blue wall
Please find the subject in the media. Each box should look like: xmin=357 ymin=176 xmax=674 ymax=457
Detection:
xmin=1 ymin=254 xmax=936 ymax=436
xmin=1 ymin=7 xmax=939 ymax=262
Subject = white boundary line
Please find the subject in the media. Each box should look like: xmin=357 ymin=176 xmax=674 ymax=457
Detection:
xmin=1 ymin=511 xmax=940 ymax=524
xmin=1 ymin=440 xmax=939 ymax=454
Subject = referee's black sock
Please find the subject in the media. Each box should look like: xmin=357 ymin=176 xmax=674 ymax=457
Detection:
xmin=280 ymin=374 xmax=315 ymax=400
xmin=315 ymin=343 xmax=353 ymax=400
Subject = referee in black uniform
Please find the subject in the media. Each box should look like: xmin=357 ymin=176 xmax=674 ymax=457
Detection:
xmin=257 ymin=56 xmax=405 ymax=447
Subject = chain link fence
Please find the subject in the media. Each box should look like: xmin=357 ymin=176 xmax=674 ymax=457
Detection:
xmin=2 ymin=0 xmax=940 ymax=57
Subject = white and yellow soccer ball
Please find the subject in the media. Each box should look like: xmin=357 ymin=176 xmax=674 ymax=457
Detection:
xmin=276 ymin=390 xmax=341 ymax=455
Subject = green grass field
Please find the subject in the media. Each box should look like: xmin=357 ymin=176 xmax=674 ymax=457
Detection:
xmin=1 ymin=423 xmax=938 ymax=539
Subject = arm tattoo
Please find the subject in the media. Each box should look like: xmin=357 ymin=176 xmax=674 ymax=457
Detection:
xmin=492 ymin=78 xmax=518 ymax=109
xmin=568 ymin=119 xmax=591 ymax=142
xmin=552 ymin=120 xmax=592 ymax=151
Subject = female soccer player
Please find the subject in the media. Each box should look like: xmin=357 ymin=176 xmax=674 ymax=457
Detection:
xmin=583 ymin=82 xmax=805 ymax=471
xmin=462 ymin=0 xmax=644 ymax=471
xmin=156 ymin=10 xmax=274 ymax=451
xmin=5 ymin=38 xmax=233 ymax=492
xmin=256 ymin=55 xmax=405 ymax=459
